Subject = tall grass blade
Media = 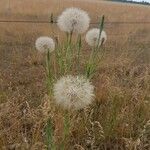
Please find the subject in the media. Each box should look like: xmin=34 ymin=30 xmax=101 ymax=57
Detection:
xmin=45 ymin=118 xmax=55 ymax=150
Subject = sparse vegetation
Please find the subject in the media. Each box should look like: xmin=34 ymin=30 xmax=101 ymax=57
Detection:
xmin=0 ymin=0 xmax=150 ymax=149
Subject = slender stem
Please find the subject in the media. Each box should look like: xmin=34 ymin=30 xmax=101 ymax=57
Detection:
xmin=56 ymin=46 xmax=64 ymax=76
xmin=46 ymin=49 xmax=52 ymax=95
xmin=85 ymin=16 xmax=105 ymax=78
xmin=69 ymin=30 xmax=73 ymax=45
xmin=45 ymin=118 xmax=56 ymax=150
xmin=85 ymin=47 xmax=96 ymax=78
xmin=77 ymin=34 xmax=82 ymax=72
xmin=96 ymin=15 xmax=105 ymax=50
xmin=65 ymin=31 xmax=73 ymax=73
xmin=66 ymin=32 xmax=69 ymax=44
xmin=61 ymin=111 xmax=70 ymax=150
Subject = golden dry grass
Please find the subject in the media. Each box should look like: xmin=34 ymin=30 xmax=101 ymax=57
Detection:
xmin=0 ymin=0 xmax=150 ymax=149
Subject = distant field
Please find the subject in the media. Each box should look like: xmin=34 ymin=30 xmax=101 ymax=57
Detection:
xmin=0 ymin=0 xmax=150 ymax=20
xmin=0 ymin=0 xmax=149 ymax=51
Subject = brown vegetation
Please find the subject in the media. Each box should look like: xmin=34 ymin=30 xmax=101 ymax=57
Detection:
xmin=0 ymin=0 xmax=150 ymax=149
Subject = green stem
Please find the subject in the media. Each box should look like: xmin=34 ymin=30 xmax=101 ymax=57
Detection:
xmin=45 ymin=118 xmax=56 ymax=150
xmin=69 ymin=30 xmax=73 ymax=45
xmin=85 ymin=15 xmax=105 ymax=78
xmin=85 ymin=47 xmax=96 ymax=78
xmin=96 ymin=15 xmax=105 ymax=50
xmin=55 ymin=46 xmax=64 ymax=76
xmin=46 ymin=49 xmax=52 ymax=95
xmin=65 ymin=31 xmax=73 ymax=73
xmin=77 ymin=34 xmax=82 ymax=72
xmin=61 ymin=112 xmax=70 ymax=150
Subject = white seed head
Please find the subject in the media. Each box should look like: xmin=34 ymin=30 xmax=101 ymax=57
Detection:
xmin=35 ymin=36 xmax=55 ymax=53
xmin=85 ymin=28 xmax=107 ymax=47
xmin=53 ymin=75 xmax=95 ymax=110
xmin=57 ymin=7 xmax=90 ymax=34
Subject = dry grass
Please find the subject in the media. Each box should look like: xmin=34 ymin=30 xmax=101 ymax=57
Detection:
xmin=0 ymin=0 xmax=150 ymax=149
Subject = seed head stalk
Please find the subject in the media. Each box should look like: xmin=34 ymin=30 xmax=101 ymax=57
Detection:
xmin=46 ymin=49 xmax=53 ymax=95
xmin=77 ymin=34 xmax=82 ymax=72
xmin=55 ymin=46 xmax=65 ymax=76
xmin=61 ymin=111 xmax=70 ymax=150
xmin=45 ymin=118 xmax=56 ymax=150
xmin=85 ymin=15 xmax=105 ymax=78
xmin=65 ymin=30 xmax=74 ymax=73
xmin=96 ymin=15 xmax=105 ymax=50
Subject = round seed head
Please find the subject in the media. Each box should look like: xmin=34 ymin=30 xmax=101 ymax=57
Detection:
xmin=57 ymin=7 xmax=90 ymax=34
xmin=35 ymin=36 xmax=55 ymax=53
xmin=53 ymin=75 xmax=95 ymax=110
xmin=85 ymin=28 xmax=107 ymax=47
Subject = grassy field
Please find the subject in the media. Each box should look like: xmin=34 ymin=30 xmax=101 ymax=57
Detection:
xmin=0 ymin=0 xmax=150 ymax=149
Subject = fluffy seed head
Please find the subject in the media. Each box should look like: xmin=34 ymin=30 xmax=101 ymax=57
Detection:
xmin=53 ymin=75 xmax=95 ymax=110
xmin=57 ymin=7 xmax=90 ymax=34
xmin=85 ymin=28 xmax=107 ymax=47
xmin=35 ymin=36 xmax=55 ymax=53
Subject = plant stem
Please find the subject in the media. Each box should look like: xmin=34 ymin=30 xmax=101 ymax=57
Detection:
xmin=45 ymin=118 xmax=56 ymax=150
xmin=61 ymin=112 xmax=70 ymax=150
xmin=77 ymin=34 xmax=82 ymax=72
xmin=96 ymin=15 xmax=105 ymax=50
xmin=46 ymin=49 xmax=53 ymax=95
xmin=85 ymin=15 xmax=105 ymax=78
xmin=65 ymin=32 xmax=73 ymax=73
